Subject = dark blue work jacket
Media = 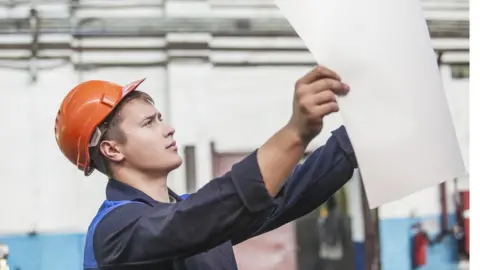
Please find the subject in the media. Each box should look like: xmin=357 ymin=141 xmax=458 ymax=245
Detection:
xmin=83 ymin=126 xmax=357 ymax=270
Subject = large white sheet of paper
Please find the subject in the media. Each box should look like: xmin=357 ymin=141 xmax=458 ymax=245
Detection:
xmin=276 ymin=0 xmax=466 ymax=208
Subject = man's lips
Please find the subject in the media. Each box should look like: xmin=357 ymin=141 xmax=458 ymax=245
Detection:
xmin=167 ymin=140 xmax=177 ymax=150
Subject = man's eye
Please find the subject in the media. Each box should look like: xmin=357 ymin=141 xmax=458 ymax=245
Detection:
xmin=145 ymin=119 xmax=153 ymax=125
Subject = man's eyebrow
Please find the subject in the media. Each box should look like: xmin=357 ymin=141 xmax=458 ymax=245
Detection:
xmin=141 ymin=112 xmax=161 ymax=123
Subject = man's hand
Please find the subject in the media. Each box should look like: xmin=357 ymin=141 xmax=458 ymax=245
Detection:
xmin=288 ymin=66 xmax=350 ymax=144
xmin=257 ymin=65 xmax=350 ymax=197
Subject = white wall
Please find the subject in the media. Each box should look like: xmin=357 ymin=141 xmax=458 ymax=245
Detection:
xmin=0 ymin=65 xmax=88 ymax=234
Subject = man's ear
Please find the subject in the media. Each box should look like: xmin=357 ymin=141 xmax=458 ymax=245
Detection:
xmin=99 ymin=140 xmax=125 ymax=163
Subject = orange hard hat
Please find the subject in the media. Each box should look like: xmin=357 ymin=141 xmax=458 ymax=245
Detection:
xmin=55 ymin=78 xmax=146 ymax=176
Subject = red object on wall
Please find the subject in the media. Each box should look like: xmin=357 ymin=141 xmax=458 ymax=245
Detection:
xmin=412 ymin=231 xmax=428 ymax=267
xmin=462 ymin=191 xmax=470 ymax=254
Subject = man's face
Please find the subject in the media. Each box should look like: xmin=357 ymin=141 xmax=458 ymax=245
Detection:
xmin=115 ymin=98 xmax=182 ymax=174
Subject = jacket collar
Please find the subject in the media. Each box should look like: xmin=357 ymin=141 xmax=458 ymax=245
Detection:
xmin=106 ymin=178 xmax=182 ymax=206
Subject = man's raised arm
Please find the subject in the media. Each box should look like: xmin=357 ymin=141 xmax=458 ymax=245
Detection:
xmin=257 ymin=66 xmax=350 ymax=196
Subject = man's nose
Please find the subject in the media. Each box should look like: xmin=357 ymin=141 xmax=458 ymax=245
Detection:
xmin=164 ymin=125 xmax=175 ymax=137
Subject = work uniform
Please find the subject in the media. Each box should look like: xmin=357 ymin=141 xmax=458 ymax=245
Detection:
xmin=83 ymin=126 xmax=357 ymax=270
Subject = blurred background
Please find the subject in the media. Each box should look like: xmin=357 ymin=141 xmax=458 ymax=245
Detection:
xmin=0 ymin=0 xmax=469 ymax=269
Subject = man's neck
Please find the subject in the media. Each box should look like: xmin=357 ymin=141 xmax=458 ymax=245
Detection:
xmin=113 ymin=168 xmax=170 ymax=203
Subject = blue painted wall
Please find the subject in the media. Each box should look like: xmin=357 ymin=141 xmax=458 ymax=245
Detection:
xmin=379 ymin=214 xmax=459 ymax=270
xmin=0 ymin=233 xmax=85 ymax=270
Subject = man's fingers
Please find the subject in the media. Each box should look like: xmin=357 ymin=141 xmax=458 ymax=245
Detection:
xmin=311 ymin=90 xmax=336 ymax=105
xmin=312 ymin=102 xmax=339 ymax=118
xmin=297 ymin=65 xmax=341 ymax=85
xmin=309 ymin=79 xmax=350 ymax=95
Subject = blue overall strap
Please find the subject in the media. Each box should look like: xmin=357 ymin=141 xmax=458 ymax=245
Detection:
xmin=83 ymin=200 xmax=143 ymax=270
xmin=180 ymin=194 xmax=190 ymax=200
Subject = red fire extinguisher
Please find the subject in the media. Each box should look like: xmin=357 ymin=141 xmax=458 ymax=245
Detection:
xmin=462 ymin=191 xmax=470 ymax=256
xmin=411 ymin=223 xmax=429 ymax=268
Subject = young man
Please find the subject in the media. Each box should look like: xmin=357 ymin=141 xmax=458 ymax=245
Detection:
xmin=55 ymin=66 xmax=358 ymax=270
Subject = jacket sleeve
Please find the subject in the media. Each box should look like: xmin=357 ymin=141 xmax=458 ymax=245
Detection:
xmin=231 ymin=125 xmax=357 ymax=245
xmin=93 ymin=151 xmax=277 ymax=267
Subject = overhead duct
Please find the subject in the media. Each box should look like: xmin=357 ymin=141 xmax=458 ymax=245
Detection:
xmin=0 ymin=16 xmax=469 ymax=37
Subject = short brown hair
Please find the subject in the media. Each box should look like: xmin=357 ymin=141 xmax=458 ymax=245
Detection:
xmin=90 ymin=90 xmax=154 ymax=177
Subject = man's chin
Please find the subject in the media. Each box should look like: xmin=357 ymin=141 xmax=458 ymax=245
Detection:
xmin=172 ymin=159 xmax=183 ymax=170
xmin=168 ymin=156 xmax=183 ymax=171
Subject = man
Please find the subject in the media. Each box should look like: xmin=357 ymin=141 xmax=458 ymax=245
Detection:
xmin=54 ymin=65 xmax=357 ymax=269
